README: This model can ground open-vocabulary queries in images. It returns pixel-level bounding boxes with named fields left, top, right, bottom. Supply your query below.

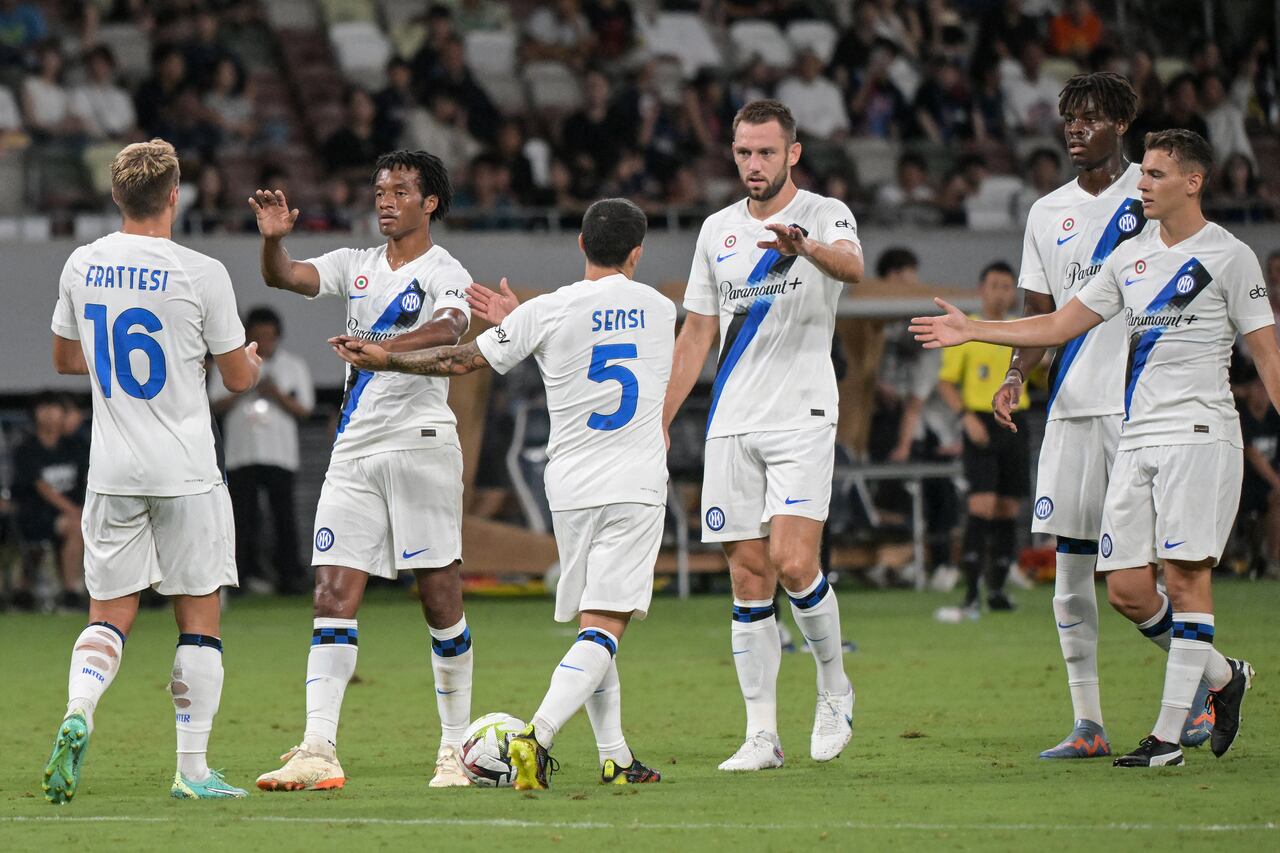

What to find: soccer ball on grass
left=461, top=712, right=527, bottom=787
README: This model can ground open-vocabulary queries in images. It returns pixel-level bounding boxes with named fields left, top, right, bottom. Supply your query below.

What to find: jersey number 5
left=84, top=303, right=168, bottom=399
left=586, top=343, right=638, bottom=431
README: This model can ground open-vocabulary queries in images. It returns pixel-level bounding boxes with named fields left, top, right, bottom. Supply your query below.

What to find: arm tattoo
left=385, top=340, right=489, bottom=376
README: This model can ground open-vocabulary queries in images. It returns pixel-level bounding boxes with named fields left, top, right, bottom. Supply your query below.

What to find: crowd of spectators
left=0, top=0, right=1277, bottom=232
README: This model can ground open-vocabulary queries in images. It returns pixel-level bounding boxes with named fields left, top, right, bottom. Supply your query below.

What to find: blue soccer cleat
left=1181, top=679, right=1214, bottom=748
left=171, top=768, right=248, bottom=799
left=43, top=711, right=90, bottom=804
left=1039, top=719, right=1111, bottom=759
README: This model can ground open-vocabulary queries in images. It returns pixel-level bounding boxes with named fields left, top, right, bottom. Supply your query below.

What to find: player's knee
left=774, top=556, right=818, bottom=591
left=1106, top=585, right=1146, bottom=621
left=313, top=583, right=354, bottom=619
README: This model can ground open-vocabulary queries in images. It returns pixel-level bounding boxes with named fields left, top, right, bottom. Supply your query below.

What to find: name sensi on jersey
left=592, top=308, right=646, bottom=331
left=83, top=264, right=170, bottom=291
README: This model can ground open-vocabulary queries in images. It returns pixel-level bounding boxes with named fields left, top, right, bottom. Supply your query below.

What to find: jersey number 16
left=83, top=303, right=168, bottom=400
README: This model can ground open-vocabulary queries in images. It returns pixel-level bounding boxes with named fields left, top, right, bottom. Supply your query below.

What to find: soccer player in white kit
left=991, top=73, right=1211, bottom=758
left=250, top=151, right=476, bottom=790
left=333, top=198, right=675, bottom=789
left=662, top=100, right=864, bottom=771
left=913, top=129, right=1265, bottom=768
left=43, top=139, right=261, bottom=803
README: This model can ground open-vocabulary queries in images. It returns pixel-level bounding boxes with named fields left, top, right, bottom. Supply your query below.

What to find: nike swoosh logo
left=401, top=547, right=430, bottom=559
left=731, top=649, right=749, bottom=655
left=436, top=688, right=456, bottom=695
left=305, top=677, right=322, bottom=685
left=559, top=663, right=584, bottom=671
left=206, top=786, right=241, bottom=795
left=349, top=294, right=368, bottom=299
left=804, top=635, right=829, bottom=643
left=784, top=497, right=810, bottom=505
left=1057, top=620, right=1083, bottom=629
left=716, top=252, right=737, bottom=263
left=1056, top=234, right=1078, bottom=245
left=1124, top=277, right=1143, bottom=287
left=1164, top=540, right=1186, bottom=549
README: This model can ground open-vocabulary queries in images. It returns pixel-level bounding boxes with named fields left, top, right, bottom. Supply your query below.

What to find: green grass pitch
left=2, top=583, right=1277, bottom=851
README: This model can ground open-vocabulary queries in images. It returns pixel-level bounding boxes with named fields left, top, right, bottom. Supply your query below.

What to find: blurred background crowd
left=0, top=0, right=1277, bottom=235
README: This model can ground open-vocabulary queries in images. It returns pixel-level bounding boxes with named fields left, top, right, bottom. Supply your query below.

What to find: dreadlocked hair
left=372, top=149, right=453, bottom=220
left=1058, top=72, right=1138, bottom=125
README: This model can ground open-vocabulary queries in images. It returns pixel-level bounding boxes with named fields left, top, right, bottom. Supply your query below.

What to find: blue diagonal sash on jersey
left=1046, top=332, right=1088, bottom=415
left=335, top=279, right=426, bottom=438
left=1091, top=199, right=1146, bottom=265
left=706, top=250, right=790, bottom=434
left=1124, top=258, right=1213, bottom=419
left=1047, top=199, right=1146, bottom=413
left=371, top=279, right=426, bottom=333
left=336, top=369, right=373, bottom=435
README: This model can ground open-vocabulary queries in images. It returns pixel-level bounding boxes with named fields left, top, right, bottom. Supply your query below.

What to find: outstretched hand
left=248, top=189, right=299, bottom=239
left=757, top=223, right=812, bottom=257
left=909, top=298, right=972, bottom=349
left=328, top=335, right=390, bottom=371
left=466, top=277, right=519, bottom=325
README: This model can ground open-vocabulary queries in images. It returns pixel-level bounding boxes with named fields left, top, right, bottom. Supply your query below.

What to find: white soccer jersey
left=1075, top=223, right=1272, bottom=450
left=50, top=232, right=245, bottom=496
left=683, top=190, right=860, bottom=439
left=307, top=243, right=471, bottom=463
left=1020, top=163, right=1154, bottom=420
left=475, top=274, right=676, bottom=511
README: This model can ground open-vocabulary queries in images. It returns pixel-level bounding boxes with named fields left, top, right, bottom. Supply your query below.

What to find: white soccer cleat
left=256, top=742, right=346, bottom=791
left=811, top=685, right=855, bottom=761
left=428, top=744, right=472, bottom=788
left=718, top=732, right=784, bottom=772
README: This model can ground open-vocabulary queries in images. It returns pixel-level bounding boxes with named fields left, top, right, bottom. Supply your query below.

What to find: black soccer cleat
left=601, top=757, right=661, bottom=785
left=1113, top=735, right=1183, bottom=767
left=1209, top=658, right=1254, bottom=758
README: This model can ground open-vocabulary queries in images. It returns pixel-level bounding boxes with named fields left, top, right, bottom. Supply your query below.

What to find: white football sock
left=730, top=599, right=781, bottom=738
left=1135, top=591, right=1173, bottom=651
left=1134, top=594, right=1231, bottom=689
left=785, top=574, right=850, bottom=695
left=585, top=658, right=633, bottom=767
left=1052, top=548, right=1102, bottom=725
left=304, top=618, right=358, bottom=749
left=1153, top=613, right=1214, bottom=743
left=429, top=616, right=474, bottom=749
left=532, top=629, right=616, bottom=749
left=171, top=635, right=224, bottom=782
left=66, top=622, right=125, bottom=733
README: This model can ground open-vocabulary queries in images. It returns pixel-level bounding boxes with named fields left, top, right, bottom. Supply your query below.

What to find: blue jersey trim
left=336, top=369, right=373, bottom=435
left=1046, top=330, right=1089, bottom=415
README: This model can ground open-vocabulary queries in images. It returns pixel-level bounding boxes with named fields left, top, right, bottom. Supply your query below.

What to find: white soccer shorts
left=311, top=445, right=463, bottom=577
left=83, top=484, right=236, bottom=600
left=700, top=424, right=834, bottom=543
left=1097, top=441, right=1242, bottom=571
left=1030, top=414, right=1121, bottom=540
left=550, top=502, right=664, bottom=622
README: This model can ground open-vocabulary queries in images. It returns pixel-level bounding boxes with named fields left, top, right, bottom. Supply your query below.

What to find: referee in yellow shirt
left=937, top=261, right=1028, bottom=617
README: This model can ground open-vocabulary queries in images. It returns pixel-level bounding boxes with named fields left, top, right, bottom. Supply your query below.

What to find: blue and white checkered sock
left=532, top=628, right=617, bottom=749
left=429, top=616, right=474, bottom=749
left=1153, top=612, right=1214, bottom=743
left=304, top=618, right=357, bottom=748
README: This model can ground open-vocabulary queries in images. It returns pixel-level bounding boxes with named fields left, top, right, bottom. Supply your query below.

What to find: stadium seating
left=94, top=23, right=152, bottom=83
left=728, top=20, right=796, bottom=70
left=329, top=21, right=393, bottom=87
left=523, top=61, right=583, bottom=114
left=785, top=19, right=839, bottom=64
left=265, top=0, right=322, bottom=32
left=635, top=12, right=722, bottom=79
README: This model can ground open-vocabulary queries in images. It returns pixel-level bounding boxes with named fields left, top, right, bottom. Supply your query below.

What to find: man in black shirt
left=11, top=391, right=88, bottom=610
left=1236, top=363, right=1280, bottom=578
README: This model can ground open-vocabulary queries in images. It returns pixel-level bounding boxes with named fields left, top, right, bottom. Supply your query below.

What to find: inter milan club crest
left=1118, top=212, right=1139, bottom=233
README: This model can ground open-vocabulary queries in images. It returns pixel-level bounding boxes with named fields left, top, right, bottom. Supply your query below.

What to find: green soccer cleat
left=171, top=768, right=248, bottom=799
left=601, top=757, right=661, bottom=784
left=507, top=725, right=558, bottom=791
left=43, top=711, right=90, bottom=805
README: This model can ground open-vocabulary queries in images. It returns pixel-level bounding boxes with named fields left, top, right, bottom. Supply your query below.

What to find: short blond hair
left=111, top=138, right=180, bottom=219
